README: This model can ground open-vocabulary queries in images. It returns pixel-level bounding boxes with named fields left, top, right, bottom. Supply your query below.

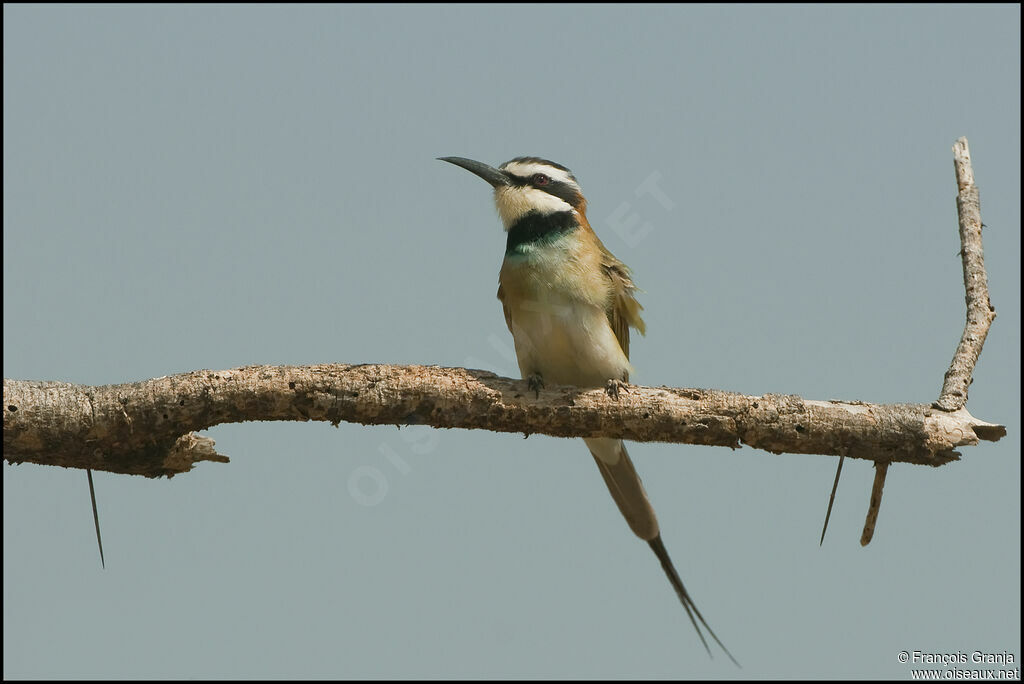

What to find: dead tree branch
left=3, top=365, right=1004, bottom=478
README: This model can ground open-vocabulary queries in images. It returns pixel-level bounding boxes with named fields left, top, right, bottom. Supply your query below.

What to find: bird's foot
left=605, top=378, right=629, bottom=399
left=526, top=373, right=545, bottom=398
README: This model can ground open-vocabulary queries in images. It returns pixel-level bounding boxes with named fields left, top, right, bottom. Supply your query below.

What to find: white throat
left=493, top=186, right=575, bottom=229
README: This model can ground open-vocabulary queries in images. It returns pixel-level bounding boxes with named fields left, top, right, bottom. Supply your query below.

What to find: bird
left=438, top=156, right=737, bottom=664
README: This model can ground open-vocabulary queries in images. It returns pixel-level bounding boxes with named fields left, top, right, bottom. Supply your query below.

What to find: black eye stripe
left=506, top=173, right=581, bottom=207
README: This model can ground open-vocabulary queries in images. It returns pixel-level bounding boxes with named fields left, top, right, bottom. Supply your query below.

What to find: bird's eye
left=532, top=173, right=551, bottom=186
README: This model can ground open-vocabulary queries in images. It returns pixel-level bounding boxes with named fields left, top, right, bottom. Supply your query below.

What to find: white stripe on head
left=500, top=160, right=580, bottom=190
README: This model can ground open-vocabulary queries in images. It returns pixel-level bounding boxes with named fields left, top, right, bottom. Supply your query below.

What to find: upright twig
left=936, top=137, right=997, bottom=411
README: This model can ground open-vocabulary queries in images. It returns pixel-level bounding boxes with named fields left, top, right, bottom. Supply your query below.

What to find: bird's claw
left=605, top=378, right=629, bottom=399
left=526, top=373, right=545, bottom=398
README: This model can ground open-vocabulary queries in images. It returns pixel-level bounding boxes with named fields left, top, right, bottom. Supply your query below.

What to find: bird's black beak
left=437, top=157, right=510, bottom=188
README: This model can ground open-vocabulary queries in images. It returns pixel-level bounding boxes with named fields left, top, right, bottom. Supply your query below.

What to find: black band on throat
left=506, top=211, right=578, bottom=254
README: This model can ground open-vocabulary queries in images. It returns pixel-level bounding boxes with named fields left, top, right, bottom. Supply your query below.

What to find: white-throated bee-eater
left=439, top=156, right=737, bottom=664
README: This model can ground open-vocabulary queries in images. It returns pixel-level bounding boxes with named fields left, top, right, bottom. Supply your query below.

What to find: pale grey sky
left=4, top=4, right=1020, bottom=679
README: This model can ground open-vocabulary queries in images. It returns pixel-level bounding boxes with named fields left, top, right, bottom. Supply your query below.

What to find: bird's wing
left=496, top=282, right=514, bottom=335
left=600, top=250, right=646, bottom=369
